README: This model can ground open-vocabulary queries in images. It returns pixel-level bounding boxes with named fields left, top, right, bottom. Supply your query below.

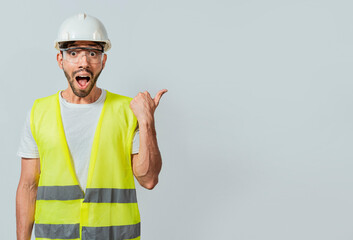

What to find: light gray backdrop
left=3, top=0, right=353, bottom=239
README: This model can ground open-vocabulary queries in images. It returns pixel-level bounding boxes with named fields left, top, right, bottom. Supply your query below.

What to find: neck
left=61, top=86, right=102, bottom=104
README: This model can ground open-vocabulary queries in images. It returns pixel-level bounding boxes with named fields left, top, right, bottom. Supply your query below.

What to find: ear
left=101, top=54, right=108, bottom=70
left=57, top=52, right=63, bottom=69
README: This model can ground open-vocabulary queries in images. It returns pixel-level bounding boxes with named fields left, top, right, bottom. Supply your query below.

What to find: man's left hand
left=130, top=89, right=168, bottom=122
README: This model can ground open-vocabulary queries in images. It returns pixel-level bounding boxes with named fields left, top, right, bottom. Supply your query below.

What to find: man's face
left=57, top=41, right=107, bottom=98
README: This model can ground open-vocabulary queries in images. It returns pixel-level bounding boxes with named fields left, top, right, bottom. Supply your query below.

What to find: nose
left=78, top=53, right=89, bottom=68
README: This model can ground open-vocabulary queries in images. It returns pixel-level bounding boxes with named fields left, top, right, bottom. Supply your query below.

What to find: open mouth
left=75, top=75, right=91, bottom=89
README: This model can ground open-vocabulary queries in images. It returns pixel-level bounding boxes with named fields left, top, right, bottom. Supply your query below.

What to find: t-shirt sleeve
left=16, top=109, right=40, bottom=158
left=132, top=127, right=139, bottom=154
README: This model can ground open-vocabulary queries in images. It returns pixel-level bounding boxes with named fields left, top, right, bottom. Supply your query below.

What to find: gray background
left=3, top=0, right=353, bottom=239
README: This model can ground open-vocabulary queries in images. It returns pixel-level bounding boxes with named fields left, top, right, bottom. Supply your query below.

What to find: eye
left=68, top=51, right=77, bottom=57
left=89, top=51, right=97, bottom=57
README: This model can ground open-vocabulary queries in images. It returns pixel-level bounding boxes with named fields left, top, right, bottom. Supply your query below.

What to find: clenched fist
left=130, top=89, right=168, bottom=122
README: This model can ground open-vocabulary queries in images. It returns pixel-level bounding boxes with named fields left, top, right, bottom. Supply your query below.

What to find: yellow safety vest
left=30, top=90, right=140, bottom=240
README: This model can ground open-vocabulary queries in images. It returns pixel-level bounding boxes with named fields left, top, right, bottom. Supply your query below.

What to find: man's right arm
left=16, top=158, right=40, bottom=240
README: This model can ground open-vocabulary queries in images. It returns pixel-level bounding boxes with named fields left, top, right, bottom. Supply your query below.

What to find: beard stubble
left=63, top=67, right=103, bottom=98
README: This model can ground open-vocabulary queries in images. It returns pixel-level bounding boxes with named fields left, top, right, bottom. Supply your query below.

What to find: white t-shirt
left=17, top=89, right=139, bottom=191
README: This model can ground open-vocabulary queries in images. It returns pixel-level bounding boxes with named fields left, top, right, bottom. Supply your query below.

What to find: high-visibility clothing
left=30, top=90, right=140, bottom=240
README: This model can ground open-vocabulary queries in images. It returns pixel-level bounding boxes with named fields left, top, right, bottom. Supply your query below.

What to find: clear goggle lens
left=61, top=47, right=104, bottom=64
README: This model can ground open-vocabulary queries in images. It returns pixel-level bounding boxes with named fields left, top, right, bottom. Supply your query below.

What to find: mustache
left=72, top=69, right=93, bottom=77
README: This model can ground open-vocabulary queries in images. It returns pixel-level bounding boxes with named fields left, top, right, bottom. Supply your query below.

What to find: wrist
left=138, top=119, right=156, bottom=135
left=137, top=115, right=154, bottom=126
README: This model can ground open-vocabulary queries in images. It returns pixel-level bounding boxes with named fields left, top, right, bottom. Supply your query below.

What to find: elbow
left=18, top=181, right=39, bottom=193
left=16, top=181, right=39, bottom=203
left=142, top=177, right=159, bottom=190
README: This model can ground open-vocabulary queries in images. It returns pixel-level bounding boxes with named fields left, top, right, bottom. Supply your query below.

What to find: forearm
left=16, top=183, right=37, bottom=240
left=133, top=119, right=162, bottom=189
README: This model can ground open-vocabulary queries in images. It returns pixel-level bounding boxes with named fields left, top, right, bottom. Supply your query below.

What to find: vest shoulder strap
left=30, top=91, right=59, bottom=143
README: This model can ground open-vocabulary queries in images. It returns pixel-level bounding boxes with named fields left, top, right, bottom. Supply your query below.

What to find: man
left=16, top=13, right=167, bottom=240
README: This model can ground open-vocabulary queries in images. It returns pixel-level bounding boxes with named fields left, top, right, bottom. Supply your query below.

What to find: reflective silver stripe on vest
left=82, top=222, right=140, bottom=240
left=35, top=223, right=80, bottom=239
left=83, top=188, right=137, bottom=203
left=37, top=185, right=84, bottom=200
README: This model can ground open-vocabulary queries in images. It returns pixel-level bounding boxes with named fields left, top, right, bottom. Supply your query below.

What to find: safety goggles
left=60, top=47, right=104, bottom=64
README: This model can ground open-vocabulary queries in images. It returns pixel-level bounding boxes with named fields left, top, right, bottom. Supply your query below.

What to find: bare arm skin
left=132, top=120, right=162, bottom=190
left=130, top=89, right=167, bottom=190
left=16, top=158, right=40, bottom=240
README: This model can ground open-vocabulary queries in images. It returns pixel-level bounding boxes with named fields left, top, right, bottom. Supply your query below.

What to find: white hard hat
left=54, top=13, right=111, bottom=52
